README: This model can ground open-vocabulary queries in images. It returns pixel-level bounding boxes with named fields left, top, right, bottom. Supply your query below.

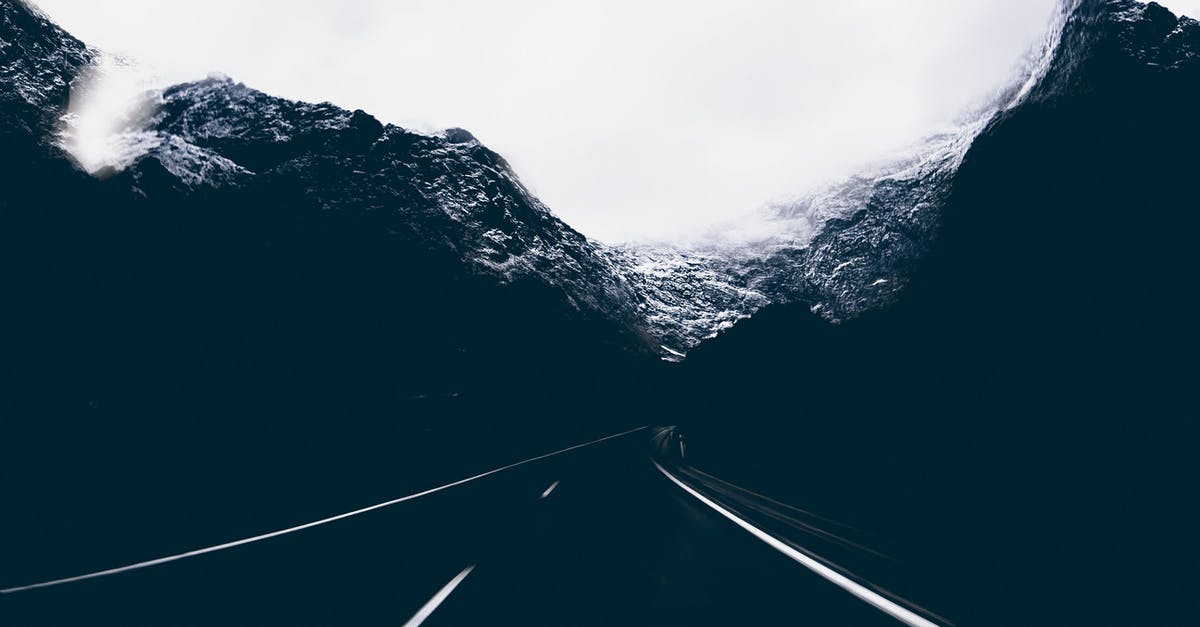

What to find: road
left=3, top=427, right=948, bottom=626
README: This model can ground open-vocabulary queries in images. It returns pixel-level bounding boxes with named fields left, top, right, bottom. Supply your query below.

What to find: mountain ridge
left=2, top=0, right=1093, bottom=359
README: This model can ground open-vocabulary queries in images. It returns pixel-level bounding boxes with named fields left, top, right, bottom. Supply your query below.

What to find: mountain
left=605, top=2, right=1075, bottom=356
left=116, top=76, right=645, bottom=325
left=2, top=0, right=664, bottom=583
left=674, top=1, right=1199, bottom=623
left=2, top=0, right=666, bottom=418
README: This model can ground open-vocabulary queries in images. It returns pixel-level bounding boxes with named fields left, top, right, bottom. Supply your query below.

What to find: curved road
left=3, top=427, right=948, bottom=626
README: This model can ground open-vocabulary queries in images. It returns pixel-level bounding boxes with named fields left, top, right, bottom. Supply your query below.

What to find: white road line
left=0, top=426, right=647, bottom=594
left=652, top=460, right=943, bottom=627
left=402, top=565, right=475, bottom=627
left=540, top=480, right=560, bottom=499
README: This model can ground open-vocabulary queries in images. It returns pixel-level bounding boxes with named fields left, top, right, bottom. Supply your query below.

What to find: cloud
left=34, top=0, right=1196, bottom=242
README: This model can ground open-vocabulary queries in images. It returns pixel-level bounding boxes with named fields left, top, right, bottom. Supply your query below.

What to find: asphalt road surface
left=3, top=427, right=947, bottom=626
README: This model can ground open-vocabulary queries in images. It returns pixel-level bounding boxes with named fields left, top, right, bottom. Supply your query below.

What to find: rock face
left=611, top=119, right=985, bottom=353
left=120, top=76, right=645, bottom=335
left=0, top=0, right=91, bottom=190
left=0, top=1, right=90, bottom=137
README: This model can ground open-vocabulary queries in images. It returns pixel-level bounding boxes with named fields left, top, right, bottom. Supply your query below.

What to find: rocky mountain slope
left=0, top=1, right=89, bottom=136
left=2, top=0, right=660, bottom=410
left=114, top=76, right=645, bottom=328
left=0, top=0, right=91, bottom=195
left=613, top=3, right=1078, bottom=354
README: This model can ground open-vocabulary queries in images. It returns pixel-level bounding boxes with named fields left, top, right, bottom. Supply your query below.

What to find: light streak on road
left=653, top=459, right=945, bottom=627
left=402, top=565, right=475, bottom=627
left=1, top=426, right=646, bottom=594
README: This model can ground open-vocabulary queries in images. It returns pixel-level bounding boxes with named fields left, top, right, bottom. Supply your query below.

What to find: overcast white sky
left=31, top=0, right=1200, bottom=242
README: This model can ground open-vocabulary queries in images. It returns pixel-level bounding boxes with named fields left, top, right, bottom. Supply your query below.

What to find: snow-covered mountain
left=675, top=3, right=1198, bottom=622
left=1, top=0, right=1089, bottom=360
left=611, top=2, right=1082, bottom=355
left=126, top=78, right=644, bottom=321
left=4, top=0, right=1195, bottom=366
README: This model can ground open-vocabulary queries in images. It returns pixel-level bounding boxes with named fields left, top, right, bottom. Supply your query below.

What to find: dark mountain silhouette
left=676, top=1, right=1199, bottom=623
left=3, top=0, right=665, bottom=420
